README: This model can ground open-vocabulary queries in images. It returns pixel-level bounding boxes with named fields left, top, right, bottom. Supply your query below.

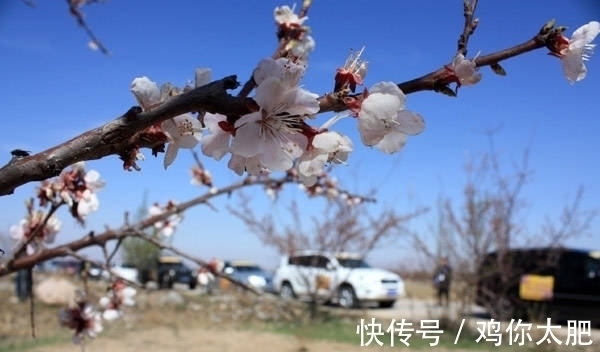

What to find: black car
left=476, top=247, right=600, bottom=323
left=139, top=256, right=197, bottom=289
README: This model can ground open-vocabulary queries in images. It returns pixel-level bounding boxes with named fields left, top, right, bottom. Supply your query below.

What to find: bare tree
left=413, top=141, right=596, bottom=320
left=230, top=192, right=427, bottom=257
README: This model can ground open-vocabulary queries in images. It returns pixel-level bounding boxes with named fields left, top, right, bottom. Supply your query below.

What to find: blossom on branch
left=334, top=46, right=368, bottom=93
left=201, top=113, right=232, bottom=161
left=131, top=76, right=162, bottom=111
left=548, top=21, right=600, bottom=83
left=230, top=76, right=319, bottom=173
left=357, top=82, right=425, bottom=154
left=253, top=57, right=306, bottom=88
left=274, top=5, right=315, bottom=60
left=448, top=53, right=482, bottom=86
left=162, top=114, right=203, bottom=169
left=10, top=207, right=61, bottom=255
left=58, top=291, right=103, bottom=344
left=130, top=76, right=205, bottom=168
left=298, top=131, right=353, bottom=186
left=148, top=200, right=181, bottom=238
left=99, top=280, right=137, bottom=321
left=35, top=162, right=104, bottom=224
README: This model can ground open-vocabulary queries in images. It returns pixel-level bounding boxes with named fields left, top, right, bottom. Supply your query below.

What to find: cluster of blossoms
left=98, top=279, right=137, bottom=321
left=148, top=200, right=182, bottom=237
left=130, top=68, right=211, bottom=170
left=274, top=4, right=315, bottom=60
left=58, top=291, right=103, bottom=344
left=37, top=162, right=105, bottom=223
left=123, top=8, right=597, bottom=195
left=131, top=24, right=424, bottom=187
left=9, top=163, right=104, bottom=254
left=59, top=281, right=137, bottom=344
left=9, top=199, right=62, bottom=255
left=190, top=165, right=216, bottom=194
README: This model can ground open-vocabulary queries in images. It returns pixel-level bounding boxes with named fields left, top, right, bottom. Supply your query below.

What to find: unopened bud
left=540, top=19, right=556, bottom=35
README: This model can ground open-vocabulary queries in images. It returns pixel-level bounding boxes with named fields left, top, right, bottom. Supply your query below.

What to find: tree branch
left=0, top=76, right=251, bottom=196
left=0, top=26, right=553, bottom=196
left=0, top=174, right=292, bottom=275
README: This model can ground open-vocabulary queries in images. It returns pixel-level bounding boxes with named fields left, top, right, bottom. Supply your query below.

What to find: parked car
left=272, top=251, right=405, bottom=308
left=139, top=256, right=197, bottom=289
left=475, top=247, right=600, bottom=324
left=79, top=260, right=103, bottom=280
left=102, top=263, right=140, bottom=283
left=222, top=260, right=274, bottom=293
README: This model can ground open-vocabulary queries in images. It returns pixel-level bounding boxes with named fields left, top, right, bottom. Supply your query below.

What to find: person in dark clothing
left=15, top=268, right=33, bottom=301
left=433, top=257, right=452, bottom=307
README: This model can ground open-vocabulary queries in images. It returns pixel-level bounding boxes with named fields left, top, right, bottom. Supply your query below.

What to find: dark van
left=475, top=247, right=600, bottom=323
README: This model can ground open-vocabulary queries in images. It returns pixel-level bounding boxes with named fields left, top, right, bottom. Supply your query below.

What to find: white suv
left=272, top=251, right=405, bottom=308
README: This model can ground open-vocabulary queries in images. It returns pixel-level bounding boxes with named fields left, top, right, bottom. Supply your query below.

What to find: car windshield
left=337, top=258, right=370, bottom=268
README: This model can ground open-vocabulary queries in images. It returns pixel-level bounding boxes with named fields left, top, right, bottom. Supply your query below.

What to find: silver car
left=222, top=260, right=274, bottom=293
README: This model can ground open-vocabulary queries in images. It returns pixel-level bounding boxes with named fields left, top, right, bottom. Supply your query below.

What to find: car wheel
left=490, top=296, right=515, bottom=321
left=338, top=285, right=358, bottom=309
left=280, top=282, right=295, bottom=299
left=379, top=301, right=395, bottom=308
left=161, top=273, right=174, bottom=289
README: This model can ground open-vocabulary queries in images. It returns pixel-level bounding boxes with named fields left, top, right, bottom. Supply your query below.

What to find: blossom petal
left=195, top=68, right=212, bottom=88
left=254, top=58, right=306, bottom=87
left=570, top=21, right=600, bottom=50
left=375, top=131, right=408, bottom=154
left=562, top=50, right=587, bottom=83
left=281, top=87, right=319, bottom=116
left=231, top=113, right=263, bottom=158
left=163, top=143, right=179, bottom=169
left=131, top=77, right=161, bottom=111
left=369, top=82, right=407, bottom=107
left=395, top=111, right=426, bottom=135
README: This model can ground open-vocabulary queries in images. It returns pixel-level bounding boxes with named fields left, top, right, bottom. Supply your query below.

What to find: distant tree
left=230, top=190, right=427, bottom=257
left=120, top=192, right=160, bottom=270
left=412, top=138, right=596, bottom=319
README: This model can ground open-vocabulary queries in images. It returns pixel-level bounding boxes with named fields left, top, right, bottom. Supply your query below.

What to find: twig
left=66, top=0, right=110, bottom=55
left=28, top=268, right=36, bottom=338
left=7, top=202, right=62, bottom=268
left=0, top=175, right=292, bottom=275
left=457, top=0, right=479, bottom=56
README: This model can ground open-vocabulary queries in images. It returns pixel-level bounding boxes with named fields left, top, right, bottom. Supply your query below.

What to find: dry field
left=0, top=275, right=474, bottom=352
left=1, top=275, right=595, bottom=352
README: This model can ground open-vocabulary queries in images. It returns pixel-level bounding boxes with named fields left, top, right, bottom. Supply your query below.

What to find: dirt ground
left=23, top=326, right=458, bottom=352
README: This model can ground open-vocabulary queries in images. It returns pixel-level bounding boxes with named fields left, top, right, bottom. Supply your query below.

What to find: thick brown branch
left=0, top=76, right=253, bottom=196
left=0, top=32, right=550, bottom=196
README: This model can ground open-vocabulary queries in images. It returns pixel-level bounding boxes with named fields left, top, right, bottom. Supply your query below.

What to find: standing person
left=15, top=268, right=33, bottom=302
left=433, top=257, right=452, bottom=307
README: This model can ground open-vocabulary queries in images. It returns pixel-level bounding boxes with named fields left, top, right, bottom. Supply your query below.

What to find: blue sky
left=1, top=1, right=599, bottom=270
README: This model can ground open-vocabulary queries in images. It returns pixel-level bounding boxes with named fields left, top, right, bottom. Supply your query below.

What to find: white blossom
left=450, top=53, right=481, bottom=86
left=358, top=82, right=425, bottom=154
left=298, top=131, right=353, bottom=186
left=560, top=21, right=600, bottom=83
left=162, top=114, right=203, bottom=168
left=131, top=76, right=161, bottom=111
left=201, top=113, right=231, bottom=161
left=230, top=76, right=318, bottom=173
